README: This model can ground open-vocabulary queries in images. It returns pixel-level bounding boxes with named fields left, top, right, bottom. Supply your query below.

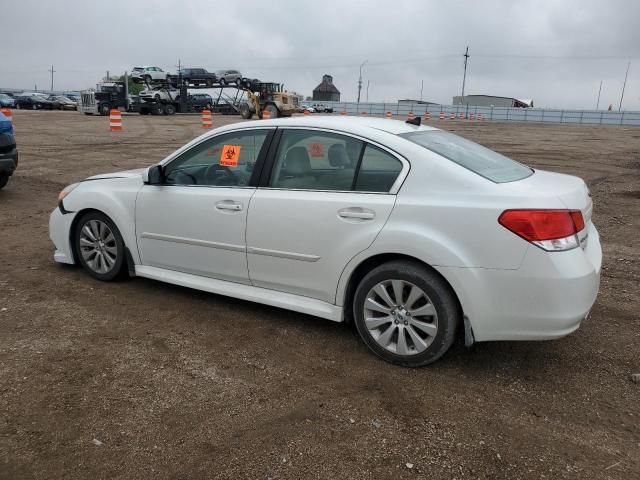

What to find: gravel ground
left=0, top=111, right=638, bottom=479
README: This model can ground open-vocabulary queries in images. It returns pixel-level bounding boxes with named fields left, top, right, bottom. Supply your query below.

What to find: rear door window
left=400, top=130, right=532, bottom=183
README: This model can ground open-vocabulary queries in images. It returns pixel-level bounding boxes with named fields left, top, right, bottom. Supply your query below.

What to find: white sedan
left=49, top=117, right=602, bottom=366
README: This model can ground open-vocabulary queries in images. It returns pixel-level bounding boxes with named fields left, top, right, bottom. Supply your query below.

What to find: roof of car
left=222, top=115, right=439, bottom=136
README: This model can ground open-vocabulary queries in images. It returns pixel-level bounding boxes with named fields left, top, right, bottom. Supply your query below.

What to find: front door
left=136, top=129, right=273, bottom=284
left=247, top=128, right=406, bottom=302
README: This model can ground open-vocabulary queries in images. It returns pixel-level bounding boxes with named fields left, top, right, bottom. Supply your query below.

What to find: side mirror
left=144, top=164, right=164, bottom=185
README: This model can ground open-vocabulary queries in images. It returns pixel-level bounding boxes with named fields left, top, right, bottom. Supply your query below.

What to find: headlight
left=58, top=183, right=79, bottom=201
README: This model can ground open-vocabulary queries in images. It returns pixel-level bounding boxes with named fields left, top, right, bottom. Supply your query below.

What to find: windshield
left=400, top=130, right=533, bottom=183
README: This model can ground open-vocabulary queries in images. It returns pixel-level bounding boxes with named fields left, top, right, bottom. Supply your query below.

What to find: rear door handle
left=215, top=201, right=243, bottom=212
left=338, top=207, right=375, bottom=220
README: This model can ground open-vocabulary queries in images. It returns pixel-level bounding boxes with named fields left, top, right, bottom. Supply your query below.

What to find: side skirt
left=134, top=265, right=344, bottom=322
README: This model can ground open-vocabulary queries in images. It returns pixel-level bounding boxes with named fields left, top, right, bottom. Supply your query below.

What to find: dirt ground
left=0, top=111, right=638, bottom=480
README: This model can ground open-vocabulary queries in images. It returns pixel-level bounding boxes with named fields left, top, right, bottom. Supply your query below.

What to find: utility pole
left=366, top=80, right=370, bottom=102
left=619, top=62, right=630, bottom=111
left=596, top=80, right=602, bottom=110
left=461, top=46, right=470, bottom=99
left=106, top=70, right=110, bottom=81
left=420, top=79, right=424, bottom=102
left=49, top=65, right=56, bottom=91
left=357, top=60, right=368, bottom=103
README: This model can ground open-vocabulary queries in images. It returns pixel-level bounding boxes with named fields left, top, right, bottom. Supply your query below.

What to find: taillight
left=499, top=209, right=585, bottom=252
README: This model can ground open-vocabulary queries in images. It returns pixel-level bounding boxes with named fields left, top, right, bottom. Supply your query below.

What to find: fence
left=316, top=101, right=640, bottom=126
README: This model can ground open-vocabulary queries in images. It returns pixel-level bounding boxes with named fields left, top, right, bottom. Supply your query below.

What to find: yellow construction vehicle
left=239, top=80, right=300, bottom=119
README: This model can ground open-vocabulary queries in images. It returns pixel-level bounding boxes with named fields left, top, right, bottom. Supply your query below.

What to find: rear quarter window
left=400, top=130, right=532, bottom=183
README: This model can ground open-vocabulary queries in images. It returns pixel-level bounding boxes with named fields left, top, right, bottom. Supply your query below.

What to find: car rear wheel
left=74, top=212, right=126, bottom=281
left=353, top=261, right=459, bottom=367
left=219, top=78, right=226, bottom=86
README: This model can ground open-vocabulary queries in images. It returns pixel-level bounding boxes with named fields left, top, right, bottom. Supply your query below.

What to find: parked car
left=49, top=117, right=601, bottom=367
left=64, top=93, right=80, bottom=103
left=169, top=68, right=218, bottom=87
left=131, top=66, right=169, bottom=83
left=188, top=93, right=214, bottom=112
left=215, top=69, right=242, bottom=85
left=0, top=93, right=16, bottom=108
left=139, top=88, right=180, bottom=102
left=0, top=110, right=18, bottom=189
left=301, top=104, right=316, bottom=113
left=48, top=95, right=77, bottom=110
left=311, top=103, right=333, bottom=113
left=15, top=95, right=54, bottom=110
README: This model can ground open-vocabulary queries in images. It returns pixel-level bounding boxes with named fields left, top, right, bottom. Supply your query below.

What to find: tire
left=219, top=78, right=226, bottom=86
left=239, top=103, right=253, bottom=119
left=74, top=211, right=127, bottom=281
left=353, top=260, right=460, bottom=367
left=154, top=94, right=161, bottom=101
left=144, top=75, right=152, bottom=83
left=164, top=104, right=176, bottom=115
left=32, top=104, right=37, bottom=110
left=206, top=79, right=213, bottom=87
left=98, top=103, right=111, bottom=116
left=264, top=104, right=279, bottom=118
left=0, top=173, right=8, bottom=190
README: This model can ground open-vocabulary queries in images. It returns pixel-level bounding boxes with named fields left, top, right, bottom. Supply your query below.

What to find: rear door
left=246, top=128, right=407, bottom=303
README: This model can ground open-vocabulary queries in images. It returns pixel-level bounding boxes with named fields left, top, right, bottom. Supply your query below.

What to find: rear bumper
left=437, top=223, right=602, bottom=342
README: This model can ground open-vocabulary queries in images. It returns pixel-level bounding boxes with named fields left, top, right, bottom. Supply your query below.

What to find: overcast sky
left=3, top=0, right=639, bottom=109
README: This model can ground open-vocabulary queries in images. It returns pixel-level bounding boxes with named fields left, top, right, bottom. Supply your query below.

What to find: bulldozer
left=238, top=81, right=299, bottom=119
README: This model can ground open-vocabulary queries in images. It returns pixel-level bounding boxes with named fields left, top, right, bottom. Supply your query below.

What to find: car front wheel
left=353, top=261, right=459, bottom=367
left=74, top=212, right=126, bottom=281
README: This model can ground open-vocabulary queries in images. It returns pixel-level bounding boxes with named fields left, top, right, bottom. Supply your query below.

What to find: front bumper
left=437, top=223, right=602, bottom=342
left=49, top=205, right=77, bottom=264
left=0, top=148, right=18, bottom=176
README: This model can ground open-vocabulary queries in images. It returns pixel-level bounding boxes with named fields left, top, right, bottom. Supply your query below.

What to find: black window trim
left=158, top=127, right=277, bottom=189
left=257, top=127, right=409, bottom=195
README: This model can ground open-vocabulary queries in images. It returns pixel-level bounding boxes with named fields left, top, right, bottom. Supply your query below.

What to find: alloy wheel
left=363, top=280, right=438, bottom=356
left=79, top=219, right=118, bottom=274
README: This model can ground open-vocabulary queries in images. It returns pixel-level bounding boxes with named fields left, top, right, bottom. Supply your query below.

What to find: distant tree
left=110, top=75, right=143, bottom=95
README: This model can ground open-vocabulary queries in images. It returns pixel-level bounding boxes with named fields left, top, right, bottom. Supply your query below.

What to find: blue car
left=0, top=110, right=17, bottom=189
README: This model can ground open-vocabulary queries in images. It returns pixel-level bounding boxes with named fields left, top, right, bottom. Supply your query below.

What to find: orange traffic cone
left=262, top=109, right=271, bottom=120
left=340, top=111, right=347, bottom=116
left=0, top=108, right=12, bottom=124
left=449, top=113, right=456, bottom=120
left=439, top=112, right=445, bottom=120
left=385, top=112, right=392, bottom=119
left=407, top=112, right=415, bottom=121
left=109, top=109, right=122, bottom=132
left=423, top=112, right=431, bottom=121
left=201, top=109, right=212, bottom=128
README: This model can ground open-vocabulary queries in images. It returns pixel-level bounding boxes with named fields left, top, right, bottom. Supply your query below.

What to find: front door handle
left=215, top=200, right=243, bottom=212
left=338, top=207, right=375, bottom=220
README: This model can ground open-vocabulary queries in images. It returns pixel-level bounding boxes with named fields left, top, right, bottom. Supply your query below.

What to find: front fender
left=62, top=178, right=142, bottom=264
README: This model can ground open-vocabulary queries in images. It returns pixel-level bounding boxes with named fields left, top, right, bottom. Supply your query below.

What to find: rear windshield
left=400, top=130, right=533, bottom=183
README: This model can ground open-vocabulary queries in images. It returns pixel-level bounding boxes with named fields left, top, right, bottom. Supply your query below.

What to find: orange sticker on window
left=308, top=143, right=324, bottom=158
left=220, top=145, right=241, bottom=166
